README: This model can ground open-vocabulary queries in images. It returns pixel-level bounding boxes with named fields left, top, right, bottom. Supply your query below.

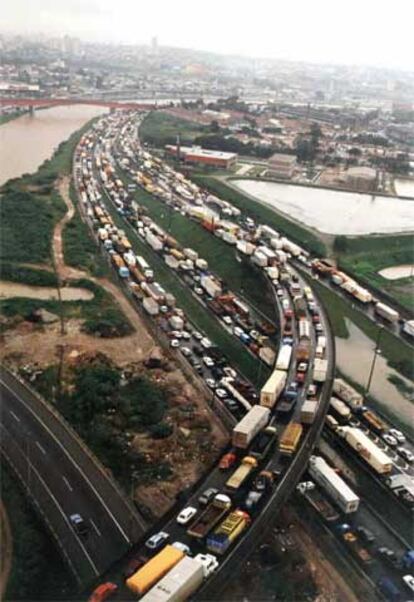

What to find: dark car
left=356, top=526, right=376, bottom=545
left=69, top=513, right=89, bottom=537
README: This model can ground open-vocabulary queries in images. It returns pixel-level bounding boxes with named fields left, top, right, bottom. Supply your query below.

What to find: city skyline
left=2, top=0, right=414, bottom=71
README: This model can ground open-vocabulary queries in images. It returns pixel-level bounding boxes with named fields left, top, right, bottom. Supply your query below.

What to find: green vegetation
left=34, top=362, right=172, bottom=488
left=140, top=111, right=207, bottom=147
left=2, top=462, right=74, bottom=601
left=334, top=234, right=414, bottom=312
left=308, top=274, right=414, bottom=381
left=0, top=263, right=58, bottom=287
left=100, top=190, right=270, bottom=386
left=0, top=189, right=65, bottom=264
left=0, top=110, right=27, bottom=126
left=192, top=175, right=327, bottom=256
left=118, top=172, right=276, bottom=321
left=63, top=182, right=107, bottom=276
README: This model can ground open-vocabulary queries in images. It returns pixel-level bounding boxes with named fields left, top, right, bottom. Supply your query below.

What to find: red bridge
left=0, top=97, right=159, bottom=110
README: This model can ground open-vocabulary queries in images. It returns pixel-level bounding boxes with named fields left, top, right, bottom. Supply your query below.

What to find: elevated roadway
left=0, top=97, right=158, bottom=110
left=0, top=366, right=147, bottom=589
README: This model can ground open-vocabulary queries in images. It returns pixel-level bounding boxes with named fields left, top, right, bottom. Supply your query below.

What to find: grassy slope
left=118, top=172, right=277, bottom=321
left=100, top=188, right=270, bottom=386
left=140, top=111, right=207, bottom=147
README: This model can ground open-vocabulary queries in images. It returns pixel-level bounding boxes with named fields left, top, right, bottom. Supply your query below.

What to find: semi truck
left=337, top=427, right=392, bottom=474
left=329, top=397, right=351, bottom=422
left=360, top=409, right=388, bottom=434
left=126, top=546, right=184, bottom=595
left=300, top=400, right=318, bottom=424
left=308, top=455, right=360, bottom=514
left=297, top=481, right=340, bottom=522
left=313, top=358, right=328, bottom=383
left=140, top=556, right=204, bottom=602
left=226, top=456, right=258, bottom=491
left=206, top=510, right=251, bottom=555
left=332, top=378, right=363, bottom=409
left=375, top=302, right=400, bottom=324
left=276, top=344, right=292, bottom=371
left=187, top=494, right=232, bottom=539
left=232, top=406, right=270, bottom=449
left=260, top=370, right=287, bottom=408
left=279, top=423, right=303, bottom=455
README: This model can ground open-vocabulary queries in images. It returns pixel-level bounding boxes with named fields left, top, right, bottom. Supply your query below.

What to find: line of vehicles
left=74, top=111, right=334, bottom=602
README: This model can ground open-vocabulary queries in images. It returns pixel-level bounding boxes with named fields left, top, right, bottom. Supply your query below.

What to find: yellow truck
left=126, top=545, right=184, bottom=595
left=225, top=456, right=258, bottom=491
left=206, top=510, right=251, bottom=555
left=278, top=423, right=303, bottom=455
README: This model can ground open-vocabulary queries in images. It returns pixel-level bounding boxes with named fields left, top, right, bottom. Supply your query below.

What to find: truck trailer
left=226, top=456, right=258, bottom=491
left=308, top=455, right=360, bottom=514
left=187, top=494, right=232, bottom=539
left=140, top=556, right=204, bottom=602
left=126, top=546, right=184, bottom=595
left=260, top=370, right=287, bottom=408
left=337, top=427, right=392, bottom=474
left=279, top=423, right=303, bottom=455
left=232, top=406, right=270, bottom=449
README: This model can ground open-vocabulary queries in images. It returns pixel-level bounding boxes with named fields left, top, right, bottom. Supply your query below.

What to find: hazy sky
left=2, top=0, right=414, bottom=70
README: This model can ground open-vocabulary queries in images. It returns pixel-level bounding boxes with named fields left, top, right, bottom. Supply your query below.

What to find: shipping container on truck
left=298, top=318, right=311, bottom=340
left=300, top=400, right=318, bottom=424
left=279, top=422, right=303, bottom=455
left=232, top=406, right=270, bottom=449
left=111, top=254, right=125, bottom=269
left=276, top=344, right=292, bottom=371
left=332, top=379, right=363, bottom=409
left=374, top=302, right=400, bottom=323
left=140, top=556, right=204, bottom=602
left=136, top=256, right=150, bottom=272
left=337, top=427, right=392, bottom=474
left=206, top=510, right=251, bottom=556
left=126, top=546, right=185, bottom=596
left=249, top=426, right=277, bottom=460
left=360, top=409, right=388, bottom=434
left=296, top=339, right=311, bottom=362
left=313, top=358, right=328, bottom=383
left=329, top=397, right=351, bottom=422
left=226, top=456, right=258, bottom=491
left=260, top=370, right=287, bottom=408
left=187, top=494, right=232, bottom=539
left=258, top=346, right=276, bottom=366
left=294, top=297, right=307, bottom=319
left=308, top=455, right=360, bottom=514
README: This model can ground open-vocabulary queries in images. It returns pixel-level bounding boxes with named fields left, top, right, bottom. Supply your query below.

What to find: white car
left=403, top=575, right=414, bottom=592
left=194, top=287, right=204, bottom=296
left=181, top=330, right=191, bottom=340
left=276, top=289, right=284, bottom=298
left=397, top=447, right=414, bottom=463
left=171, top=330, right=183, bottom=339
left=200, top=337, right=212, bottom=349
left=222, top=316, right=233, bottom=326
left=193, top=331, right=203, bottom=340
left=205, top=378, right=216, bottom=389
left=172, top=541, right=192, bottom=555
left=389, top=428, right=406, bottom=444
left=223, top=366, right=237, bottom=379
left=382, top=433, right=398, bottom=448
left=176, top=506, right=197, bottom=525
left=203, top=356, right=215, bottom=368
left=194, top=553, right=219, bottom=578
left=170, top=339, right=180, bottom=348
left=181, top=346, right=192, bottom=357
left=145, top=531, right=169, bottom=551
left=215, top=388, right=228, bottom=399
left=233, top=326, right=244, bottom=338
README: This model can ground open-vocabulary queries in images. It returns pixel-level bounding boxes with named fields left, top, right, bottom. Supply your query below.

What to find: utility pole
left=365, top=325, right=384, bottom=397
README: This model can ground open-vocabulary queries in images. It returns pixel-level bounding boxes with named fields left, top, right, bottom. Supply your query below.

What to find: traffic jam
left=74, top=111, right=413, bottom=602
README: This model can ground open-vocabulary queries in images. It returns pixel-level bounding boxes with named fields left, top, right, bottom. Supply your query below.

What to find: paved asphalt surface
left=0, top=366, right=147, bottom=589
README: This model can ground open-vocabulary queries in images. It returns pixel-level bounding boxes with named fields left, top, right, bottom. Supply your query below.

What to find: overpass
left=0, top=365, right=148, bottom=590
left=0, top=97, right=159, bottom=110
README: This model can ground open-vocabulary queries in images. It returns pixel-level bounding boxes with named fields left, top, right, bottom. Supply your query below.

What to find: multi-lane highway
left=0, top=366, right=147, bottom=588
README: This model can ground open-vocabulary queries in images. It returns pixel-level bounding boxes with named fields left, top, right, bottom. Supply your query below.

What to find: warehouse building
left=165, top=145, right=237, bottom=169
left=267, top=153, right=297, bottom=179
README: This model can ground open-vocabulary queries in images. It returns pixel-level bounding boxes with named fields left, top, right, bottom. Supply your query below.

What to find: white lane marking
left=0, top=424, right=100, bottom=577
left=0, top=377, right=131, bottom=543
left=62, top=476, right=73, bottom=492
left=9, top=410, right=21, bottom=422
left=90, top=519, right=102, bottom=537
left=36, top=441, right=46, bottom=455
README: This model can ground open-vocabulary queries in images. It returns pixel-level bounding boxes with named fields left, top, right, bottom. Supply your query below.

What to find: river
left=232, top=179, right=414, bottom=236
left=0, top=104, right=108, bottom=186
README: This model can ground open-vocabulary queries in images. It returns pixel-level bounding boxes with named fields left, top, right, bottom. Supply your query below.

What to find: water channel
left=0, top=104, right=108, bottom=186
left=232, top=179, right=414, bottom=236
